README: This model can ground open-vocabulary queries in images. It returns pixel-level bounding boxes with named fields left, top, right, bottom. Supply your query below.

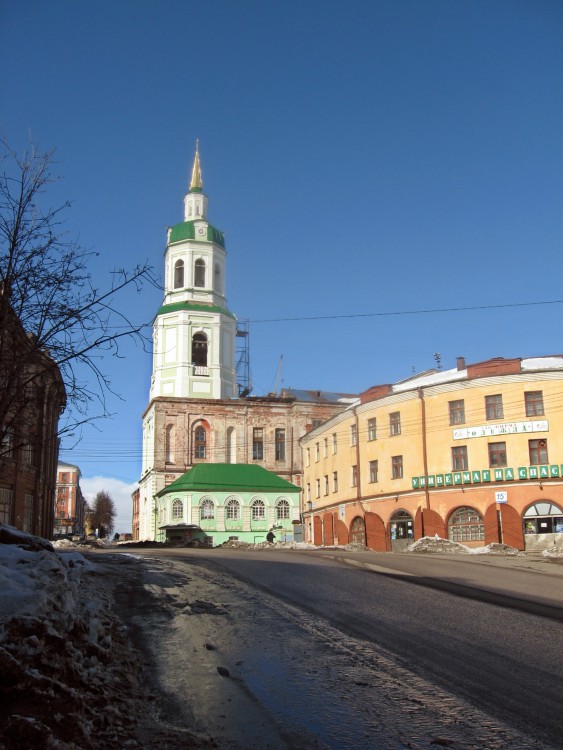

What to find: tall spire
left=189, top=139, right=203, bottom=192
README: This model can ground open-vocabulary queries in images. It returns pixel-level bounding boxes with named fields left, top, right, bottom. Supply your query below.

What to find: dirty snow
left=0, top=524, right=210, bottom=750
left=406, top=536, right=525, bottom=555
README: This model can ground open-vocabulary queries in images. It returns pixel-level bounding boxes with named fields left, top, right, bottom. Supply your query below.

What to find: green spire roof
left=157, top=463, right=301, bottom=497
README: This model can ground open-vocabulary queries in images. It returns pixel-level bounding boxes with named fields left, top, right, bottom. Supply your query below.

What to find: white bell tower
left=150, top=142, right=237, bottom=401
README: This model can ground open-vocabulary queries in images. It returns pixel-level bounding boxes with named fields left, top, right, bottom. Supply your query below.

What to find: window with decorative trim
left=275, top=429, right=286, bottom=461
left=200, top=498, right=215, bottom=520
left=276, top=499, right=290, bottom=520
left=225, top=497, right=240, bottom=520
left=194, top=426, right=207, bottom=459
left=251, top=499, right=266, bottom=520
left=253, top=428, right=264, bottom=460
left=172, top=498, right=183, bottom=519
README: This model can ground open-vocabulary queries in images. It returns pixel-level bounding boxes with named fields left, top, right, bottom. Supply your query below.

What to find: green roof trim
left=157, top=463, right=301, bottom=497
left=169, top=220, right=225, bottom=248
left=189, top=187, right=203, bottom=194
left=156, top=302, right=236, bottom=319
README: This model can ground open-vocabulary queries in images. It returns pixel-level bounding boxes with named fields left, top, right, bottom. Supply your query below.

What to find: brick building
left=302, top=355, right=563, bottom=552
left=0, top=293, right=66, bottom=538
left=53, top=462, right=86, bottom=538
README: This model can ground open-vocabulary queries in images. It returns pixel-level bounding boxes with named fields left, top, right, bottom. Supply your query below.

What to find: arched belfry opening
left=192, top=332, right=208, bottom=368
left=194, top=258, right=206, bottom=287
left=174, top=259, right=184, bottom=289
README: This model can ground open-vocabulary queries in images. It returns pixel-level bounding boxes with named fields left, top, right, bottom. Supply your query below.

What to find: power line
left=248, top=299, right=563, bottom=324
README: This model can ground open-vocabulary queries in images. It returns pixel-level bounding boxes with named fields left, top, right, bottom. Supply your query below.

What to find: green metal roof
left=169, top=220, right=225, bottom=248
left=157, top=463, right=301, bottom=497
left=156, top=302, right=236, bottom=319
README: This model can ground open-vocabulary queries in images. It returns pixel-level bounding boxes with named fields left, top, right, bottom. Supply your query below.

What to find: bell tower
left=150, top=142, right=237, bottom=400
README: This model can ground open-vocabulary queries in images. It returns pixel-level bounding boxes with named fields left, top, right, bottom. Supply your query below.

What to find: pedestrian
left=266, top=530, right=276, bottom=543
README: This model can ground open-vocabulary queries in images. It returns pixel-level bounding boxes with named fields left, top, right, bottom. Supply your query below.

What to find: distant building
left=0, top=292, right=66, bottom=538
left=132, top=486, right=140, bottom=540
left=154, top=463, right=300, bottom=545
left=302, top=356, right=563, bottom=552
left=137, top=145, right=355, bottom=540
left=53, top=463, right=86, bottom=538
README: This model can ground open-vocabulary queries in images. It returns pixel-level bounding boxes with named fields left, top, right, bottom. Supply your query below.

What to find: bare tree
left=0, top=137, right=157, bottom=457
left=86, top=490, right=117, bottom=538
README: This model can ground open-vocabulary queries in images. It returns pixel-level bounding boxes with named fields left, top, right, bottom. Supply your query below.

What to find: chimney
left=457, top=356, right=466, bottom=371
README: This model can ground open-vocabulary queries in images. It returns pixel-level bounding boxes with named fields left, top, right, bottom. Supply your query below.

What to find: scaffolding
left=236, top=320, right=252, bottom=397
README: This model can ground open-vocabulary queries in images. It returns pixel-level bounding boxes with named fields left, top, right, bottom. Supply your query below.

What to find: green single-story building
left=154, top=463, right=301, bottom=546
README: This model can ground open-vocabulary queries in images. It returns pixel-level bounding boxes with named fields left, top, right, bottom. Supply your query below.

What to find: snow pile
left=0, top=524, right=206, bottom=749
left=220, top=539, right=317, bottom=550
left=406, top=536, right=522, bottom=555
left=542, top=542, right=563, bottom=558
left=218, top=540, right=368, bottom=551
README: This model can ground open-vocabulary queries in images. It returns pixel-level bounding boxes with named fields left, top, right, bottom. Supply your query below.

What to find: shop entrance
left=389, top=510, right=414, bottom=552
left=523, top=501, right=563, bottom=551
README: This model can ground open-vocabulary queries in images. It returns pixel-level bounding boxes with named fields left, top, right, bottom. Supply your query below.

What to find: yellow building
left=301, top=356, right=563, bottom=552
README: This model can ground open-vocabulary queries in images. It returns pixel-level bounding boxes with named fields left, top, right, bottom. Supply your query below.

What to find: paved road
left=107, top=547, right=563, bottom=749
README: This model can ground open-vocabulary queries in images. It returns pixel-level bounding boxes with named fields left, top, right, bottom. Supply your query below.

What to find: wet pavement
left=99, top=550, right=561, bottom=750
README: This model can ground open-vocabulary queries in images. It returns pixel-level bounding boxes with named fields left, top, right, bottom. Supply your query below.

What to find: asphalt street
left=104, top=547, right=562, bottom=749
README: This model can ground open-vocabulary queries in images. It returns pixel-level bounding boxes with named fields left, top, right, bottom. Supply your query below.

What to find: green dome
left=169, top=220, right=225, bottom=248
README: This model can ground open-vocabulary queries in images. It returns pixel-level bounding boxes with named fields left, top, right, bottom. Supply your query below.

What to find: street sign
left=495, top=491, right=508, bottom=504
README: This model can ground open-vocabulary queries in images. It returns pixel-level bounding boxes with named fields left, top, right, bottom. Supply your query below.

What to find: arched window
left=214, top=263, right=221, bottom=293
left=165, top=424, right=175, bottom=464
left=350, top=516, right=366, bottom=545
left=200, top=497, right=215, bottom=520
left=192, top=332, right=208, bottom=367
left=172, top=498, right=183, bottom=520
left=174, top=259, right=184, bottom=289
left=276, top=499, right=290, bottom=520
left=251, top=498, right=266, bottom=521
left=194, top=259, right=206, bottom=287
left=194, top=425, right=207, bottom=459
left=523, top=502, right=563, bottom=535
left=448, top=507, right=484, bottom=543
left=225, top=497, right=240, bottom=520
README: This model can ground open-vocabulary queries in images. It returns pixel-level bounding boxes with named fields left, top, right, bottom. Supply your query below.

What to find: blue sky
left=2, top=1, right=562, bottom=530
